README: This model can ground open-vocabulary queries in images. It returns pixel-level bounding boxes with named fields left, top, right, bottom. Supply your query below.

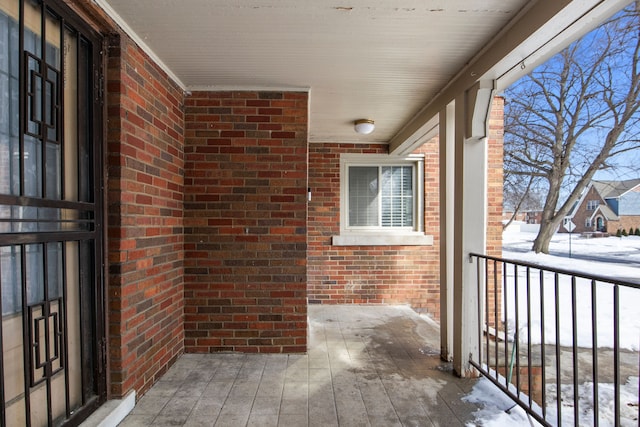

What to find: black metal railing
left=469, top=252, right=640, bottom=427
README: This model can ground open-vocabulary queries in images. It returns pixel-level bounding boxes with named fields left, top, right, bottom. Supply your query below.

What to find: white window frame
left=333, top=154, right=433, bottom=246
left=586, top=200, right=599, bottom=211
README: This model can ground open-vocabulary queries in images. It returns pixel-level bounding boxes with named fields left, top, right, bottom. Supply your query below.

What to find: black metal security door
left=0, top=0, right=106, bottom=425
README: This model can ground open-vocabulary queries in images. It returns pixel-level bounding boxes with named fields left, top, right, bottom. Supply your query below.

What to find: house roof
left=592, top=179, right=640, bottom=199
left=95, top=0, right=628, bottom=151
left=591, top=203, right=619, bottom=221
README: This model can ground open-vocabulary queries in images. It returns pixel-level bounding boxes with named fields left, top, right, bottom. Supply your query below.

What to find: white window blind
left=381, top=166, right=413, bottom=227
left=348, top=166, right=378, bottom=226
left=335, top=154, right=431, bottom=246
left=348, top=165, right=413, bottom=228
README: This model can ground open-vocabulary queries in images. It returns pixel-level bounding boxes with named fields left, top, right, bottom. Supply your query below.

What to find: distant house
left=502, top=210, right=543, bottom=224
left=560, top=179, right=640, bottom=234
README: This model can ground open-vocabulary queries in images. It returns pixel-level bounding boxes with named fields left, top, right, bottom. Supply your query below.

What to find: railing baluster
left=538, top=269, right=547, bottom=419
left=613, top=285, right=620, bottom=427
left=493, top=259, right=499, bottom=380
left=476, top=256, right=483, bottom=369
left=514, top=264, right=521, bottom=396
left=503, top=261, right=510, bottom=389
left=572, top=276, right=579, bottom=425
left=466, top=253, right=639, bottom=427
left=555, top=272, right=562, bottom=426
left=526, top=266, right=533, bottom=408
left=540, top=268, right=547, bottom=420
left=485, top=257, right=490, bottom=372
left=591, top=279, right=599, bottom=427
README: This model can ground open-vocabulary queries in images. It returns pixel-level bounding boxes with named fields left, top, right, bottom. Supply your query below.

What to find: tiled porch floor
left=118, top=305, right=482, bottom=426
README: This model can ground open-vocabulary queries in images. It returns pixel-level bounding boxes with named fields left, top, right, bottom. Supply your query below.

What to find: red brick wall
left=618, top=216, right=640, bottom=233
left=560, top=185, right=640, bottom=234
left=104, top=26, right=502, bottom=396
left=486, top=97, right=505, bottom=326
left=308, top=97, right=504, bottom=320
left=183, top=91, right=308, bottom=353
left=106, top=34, right=185, bottom=398
left=487, top=97, right=504, bottom=258
left=307, top=141, right=442, bottom=317
left=565, top=186, right=601, bottom=233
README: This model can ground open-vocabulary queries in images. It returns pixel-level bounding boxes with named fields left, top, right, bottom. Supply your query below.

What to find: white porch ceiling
left=96, top=0, right=623, bottom=146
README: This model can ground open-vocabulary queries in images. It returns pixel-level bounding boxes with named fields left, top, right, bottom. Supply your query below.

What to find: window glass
left=47, top=241, right=63, bottom=300
left=0, top=10, right=19, bottom=197
left=0, top=245, right=21, bottom=315
left=347, top=164, right=415, bottom=229
left=348, top=166, right=378, bottom=226
left=381, top=166, right=413, bottom=227
left=25, top=243, right=44, bottom=305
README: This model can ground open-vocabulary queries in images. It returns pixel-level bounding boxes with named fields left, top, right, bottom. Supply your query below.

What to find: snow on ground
left=503, top=224, right=640, bottom=277
left=545, top=376, right=640, bottom=427
left=465, top=225, right=640, bottom=426
left=465, top=376, right=639, bottom=427
left=502, top=226, right=640, bottom=351
left=463, top=376, right=535, bottom=426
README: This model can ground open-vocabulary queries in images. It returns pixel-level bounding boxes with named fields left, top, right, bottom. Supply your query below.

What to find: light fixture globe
left=354, top=119, right=375, bottom=135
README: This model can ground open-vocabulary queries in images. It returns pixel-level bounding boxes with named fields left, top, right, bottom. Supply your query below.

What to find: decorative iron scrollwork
left=28, top=298, right=64, bottom=387
left=24, top=51, right=60, bottom=144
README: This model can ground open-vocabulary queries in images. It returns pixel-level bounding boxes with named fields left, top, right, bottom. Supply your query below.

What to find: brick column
left=184, top=91, right=308, bottom=353
left=106, top=34, right=185, bottom=397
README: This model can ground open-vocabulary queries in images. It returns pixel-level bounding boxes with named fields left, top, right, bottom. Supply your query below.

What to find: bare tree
left=502, top=173, right=544, bottom=230
left=503, top=3, right=640, bottom=253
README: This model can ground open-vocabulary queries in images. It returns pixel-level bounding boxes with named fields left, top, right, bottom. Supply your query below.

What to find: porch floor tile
left=118, top=305, right=482, bottom=427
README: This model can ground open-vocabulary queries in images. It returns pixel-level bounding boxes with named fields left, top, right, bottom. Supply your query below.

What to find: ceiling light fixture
left=354, top=119, right=375, bottom=135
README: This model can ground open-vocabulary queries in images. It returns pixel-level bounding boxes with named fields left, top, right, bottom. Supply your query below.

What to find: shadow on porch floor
left=117, top=305, right=482, bottom=426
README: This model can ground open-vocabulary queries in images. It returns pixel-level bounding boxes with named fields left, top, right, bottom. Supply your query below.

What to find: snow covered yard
left=501, top=227, right=639, bottom=351
left=465, top=225, right=640, bottom=426
left=464, top=375, right=639, bottom=426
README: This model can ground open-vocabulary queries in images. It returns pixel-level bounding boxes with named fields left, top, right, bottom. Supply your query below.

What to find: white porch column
left=450, top=82, right=492, bottom=377
left=439, top=102, right=455, bottom=361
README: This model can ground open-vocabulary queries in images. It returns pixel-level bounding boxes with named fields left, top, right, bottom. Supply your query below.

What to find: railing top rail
left=469, top=251, right=640, bottom=290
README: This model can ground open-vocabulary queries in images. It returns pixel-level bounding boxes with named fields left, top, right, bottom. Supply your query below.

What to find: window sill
left=332, top=234, right=434, bottom=246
